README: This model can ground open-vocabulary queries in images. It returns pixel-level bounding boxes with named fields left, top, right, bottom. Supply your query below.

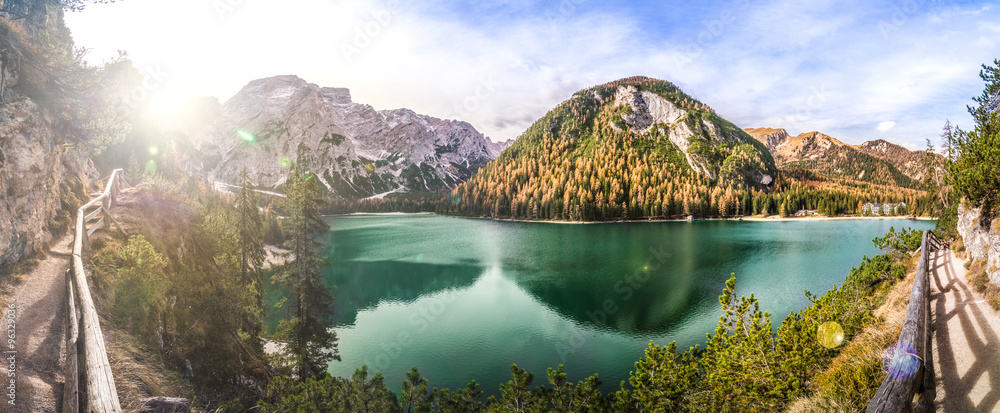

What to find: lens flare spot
left=145, top=160, right=157, bottom=174
left=237, top=130, right=256, bottom=142
left=148, top=146, right=159, bottom=155
left=882, top=342, right=921, bottom=379
left=280, top=156, right=292, bottom=169
left=818, top=321, right=844, bottom=348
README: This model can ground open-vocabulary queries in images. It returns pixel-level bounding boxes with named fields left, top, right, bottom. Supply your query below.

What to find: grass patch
left=0, top=252, right=44, bottom=285
left=952, top=236, right=966, bottom=258
left=105, top=326, right=198, bottom=411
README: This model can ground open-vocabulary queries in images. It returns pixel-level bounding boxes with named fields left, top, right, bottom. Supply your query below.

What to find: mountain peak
left=746, top=126, right=930, bottom=187
left=857, top=139, right=903, bottom=153
left=245, top=74, right=309, bottom=89
left=192, top=75, right=500, bottom=198
left=743, top=128, right=790, bottom=152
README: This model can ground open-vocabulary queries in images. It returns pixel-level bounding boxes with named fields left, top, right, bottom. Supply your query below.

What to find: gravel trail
left=931, top=248, right=1000, bottom=412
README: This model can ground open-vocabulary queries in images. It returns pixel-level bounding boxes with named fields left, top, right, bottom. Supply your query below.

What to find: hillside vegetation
left=446, top=77, right=778, bottom=220
left=443, top=78, right=933, bottom=221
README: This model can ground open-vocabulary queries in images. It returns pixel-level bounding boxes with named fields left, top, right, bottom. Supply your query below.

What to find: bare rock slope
left=191, top=75, right=511, bottom=198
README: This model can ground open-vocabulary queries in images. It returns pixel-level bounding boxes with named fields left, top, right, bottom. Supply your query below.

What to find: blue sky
left=65, top=0, right=1000, bottom=148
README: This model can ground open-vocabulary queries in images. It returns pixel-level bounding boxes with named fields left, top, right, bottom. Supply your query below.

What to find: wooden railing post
left=69, top=169, right=125, bottom=413
left=62, top=269, right=79, bottom=413
left=868, top=231, right=936, bottom=412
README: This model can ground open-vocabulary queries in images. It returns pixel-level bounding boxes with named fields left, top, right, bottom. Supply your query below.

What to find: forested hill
left=445, top=76, right=780, bottom=220
left=744, top=128, right=929, bottom=189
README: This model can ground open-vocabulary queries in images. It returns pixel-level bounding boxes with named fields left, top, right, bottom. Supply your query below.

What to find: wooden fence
left=64, top=169, right=126, bottom=413
left=867, top=230, right=942, bottom=413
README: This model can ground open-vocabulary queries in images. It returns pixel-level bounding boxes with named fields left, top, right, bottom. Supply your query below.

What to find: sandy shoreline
left=324, top=212, right=936, bottom=224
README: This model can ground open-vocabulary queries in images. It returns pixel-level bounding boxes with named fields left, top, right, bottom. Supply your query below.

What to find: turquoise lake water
left=264, top=215, right=935, bottom=395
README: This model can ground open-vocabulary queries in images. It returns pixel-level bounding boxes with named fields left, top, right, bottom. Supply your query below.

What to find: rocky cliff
left=957, top=203, right=1000, bottom=284
left=0, top=84, right=97, bottom=270
left=190, top=75, right=508, bottom=199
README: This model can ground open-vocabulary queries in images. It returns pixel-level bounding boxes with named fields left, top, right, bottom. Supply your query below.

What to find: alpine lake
left=263, top=214, right=935, bottom=396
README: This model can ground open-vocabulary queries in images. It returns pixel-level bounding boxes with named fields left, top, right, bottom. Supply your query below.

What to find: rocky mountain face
left=744, top=127, right=923, bottom=189
left=610, top=84, right=773, bottom=182
left=856, top=139, right=930, bottom=182
left=189, top=75, right=506, bottom=199
left=0, top=78, right=97, bottom=270
left=487, top=138, right=515, bottom=157
left=591, top=77, right=777, bottom=185
left=745, top=128, right=849, bottom=164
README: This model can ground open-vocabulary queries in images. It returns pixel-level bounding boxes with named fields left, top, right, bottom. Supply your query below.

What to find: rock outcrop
left=745, top=128, right=845, bottom=163
left=189, top=75, right=507, bottom=198
left=613, top=85, right=771, bottom=182
left=0, top=96, right=97, bottom=270
left=957, top=203, right=1000, bottom=284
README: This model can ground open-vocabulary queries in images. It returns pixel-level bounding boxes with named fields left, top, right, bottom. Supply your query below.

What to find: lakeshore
left=326, top=212, right=937, bottom=225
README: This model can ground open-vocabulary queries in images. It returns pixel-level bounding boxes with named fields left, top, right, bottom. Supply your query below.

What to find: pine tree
left=617, top=341, right=698, bottom=411
left=700, top=274, right=781, bottom=411
left=126, top=150, right=142, bottom=183
left=275, top=165, right=339, bottom=379
left=236, top=167, right=266, bottom=345
left=945, top=59, right=1000, bottom=215
left=402, top=368, right=433, bottom=413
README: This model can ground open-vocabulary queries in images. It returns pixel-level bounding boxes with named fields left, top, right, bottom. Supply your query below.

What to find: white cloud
left=63, top=0, right=1000, bottom=147
left=877, top=121, right=896, bottom=133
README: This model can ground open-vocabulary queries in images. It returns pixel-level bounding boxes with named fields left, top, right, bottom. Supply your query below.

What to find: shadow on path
left=5, top=233, right=71, bottom=413
left=931, top=248, right=1000, bottom=412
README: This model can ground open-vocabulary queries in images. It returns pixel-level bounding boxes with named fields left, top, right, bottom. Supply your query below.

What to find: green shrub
left=935, top=203, right=959, bottom=239
left=263, top=214, right=285, bottom=246
left=92, top=235, right=167, bottom=335
left=872, top=226, right=924, bottom=259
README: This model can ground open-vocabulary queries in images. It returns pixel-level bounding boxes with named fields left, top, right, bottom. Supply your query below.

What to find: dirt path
left=5, top=233, right=71, bottom=412
left=931, top=248, right=1000, bottom=412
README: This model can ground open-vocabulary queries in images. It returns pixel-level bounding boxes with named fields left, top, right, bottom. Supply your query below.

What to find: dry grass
left=0, top=251, right=44, bottom=282
left=104, top=325, right=200, bottom=412
left=0, top=251, right=46, bottom=309
left=88, top=187, right=202, bottom=411
left=114, top=189, right=198, bottom=270
left=966, top=259, right=1000, bottom=310
left=952, top=237, right=966, bottom=259
left=786, top=258, right=917, bottom=412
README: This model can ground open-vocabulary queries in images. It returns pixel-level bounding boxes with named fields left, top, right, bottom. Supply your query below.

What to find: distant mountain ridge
left=855, top=139, right=929, bottom=181
left=743, top=127, right=931, bottom=189
left=189, top=75, right=511, bottom=199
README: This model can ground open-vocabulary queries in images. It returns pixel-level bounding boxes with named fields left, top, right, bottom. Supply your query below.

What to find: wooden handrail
left=67, top=169, right=125, bottom=413
left=867, top=230, right=936, bottom=412
left=63, top=270, right=79, bottom=413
